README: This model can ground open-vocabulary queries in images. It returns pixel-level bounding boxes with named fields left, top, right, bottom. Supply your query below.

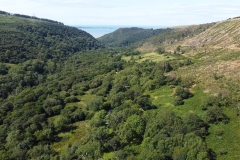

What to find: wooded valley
left=1, top=11, right=240, bottom=160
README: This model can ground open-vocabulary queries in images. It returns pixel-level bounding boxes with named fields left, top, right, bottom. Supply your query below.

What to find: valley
left=1, top=11, right=240, bottom=160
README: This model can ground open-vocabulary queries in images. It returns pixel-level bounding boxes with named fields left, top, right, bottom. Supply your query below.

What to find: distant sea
left=76, top=25, right=168, bottom=38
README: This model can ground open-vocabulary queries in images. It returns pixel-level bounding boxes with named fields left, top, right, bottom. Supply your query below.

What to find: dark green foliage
left=86, top=96, right=104, bottom=111
left=64, top=96, right=79, bottom=103
left=174, top=96, right=184, bottom=106
left=53, top=115, right=69, bottom=132
left=107, top=136, right=121, bottom=152
left=0, top=12, right=234, bottom=160
left=156, top=47, right=165, bottom=54
left=89, top=110, right=107, bottom=127
left=27, top=144, right=56, bottom=159
left=113, top=148, right=138, bottom=159
left=141, top=110, right=210, bottom=160
left=0, top=50, right=212, bottom=160
left=206, top=106, right=228, bottom=123
left=123, top=50, right=141, bottom=56
left=76, top=141, right=102, bottom=159
left=133, top=96, right=156, bottom=110
left=200, top=96, right=229, bottom=124
left=175, top=86, right=192, bottom=99
left=184, top=113, right=208, bottom=137
left=174, top=86, right=192, bottom=106
left=201, top=96, right=221, bottom=110
left=0, top=63, right=9, bottom=75
left=0, top=14, right=103, bottom=64
left=61, top=106, right=85, bottom=123
left=152, top=69, right=166, bottom=86
left=119, top=114, right=146, bottom=143
left=163, top=61, right=173, bottom=72
left=176, top=45, right=181, bottom=52
left=184, top=59, right=193, bottom=65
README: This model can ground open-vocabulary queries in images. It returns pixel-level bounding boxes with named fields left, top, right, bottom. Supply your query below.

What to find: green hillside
left=1, top=12, right=240, bottom=160
left=0, top=13, right=103, bottom=63
left=98, top=27, right=172, bottom=47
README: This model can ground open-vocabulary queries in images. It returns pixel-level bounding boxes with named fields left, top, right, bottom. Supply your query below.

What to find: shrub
left=64, top=96, right=79, bottom=103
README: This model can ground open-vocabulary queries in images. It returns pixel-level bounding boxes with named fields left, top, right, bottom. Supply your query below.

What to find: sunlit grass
left=122, top=52, right=175, bottom=62
left=0, top=14, right=42, bottom=31
left=51, top=121, right=89, bottom=153
left=103, top=152, right=114, bottom=160
left=175, top=85, right=208, bottom=119
left=206, top=107, right=240, bottom=160
left=151, top=85, right=208, bottom=118
left=3, top=63, right=17, bottom=68
left=151, top=85, right=175, bottom=108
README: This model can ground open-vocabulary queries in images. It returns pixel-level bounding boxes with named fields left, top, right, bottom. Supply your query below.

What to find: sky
left=1, top=0, right=240, bottom=27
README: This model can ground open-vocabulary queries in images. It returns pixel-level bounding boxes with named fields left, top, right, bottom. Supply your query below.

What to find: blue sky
left=1, top=0, right=240, bottom=26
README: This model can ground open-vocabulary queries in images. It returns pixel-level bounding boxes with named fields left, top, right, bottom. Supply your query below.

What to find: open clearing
left=122, top=52, right=175, bottom=62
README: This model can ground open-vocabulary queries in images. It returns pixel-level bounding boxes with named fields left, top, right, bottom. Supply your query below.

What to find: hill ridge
left=182, top=18, right=240, bottom=51
left=0, top=10, right=64, bottom=25
left=0, top=13, right=104, bottom=63
left=98, top=27, right=172, bottom=47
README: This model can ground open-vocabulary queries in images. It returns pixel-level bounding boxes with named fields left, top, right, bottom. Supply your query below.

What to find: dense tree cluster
left=0, top=45, right=218, bottom=159
left=0, top=50, right=124, bottom=159
left=0, top=14, right=104, bottom=63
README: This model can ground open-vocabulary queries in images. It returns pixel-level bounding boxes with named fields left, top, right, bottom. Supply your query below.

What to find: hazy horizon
left=76, top=25, right=171, bottom=38
left=1, top=0, right=240, bottom=26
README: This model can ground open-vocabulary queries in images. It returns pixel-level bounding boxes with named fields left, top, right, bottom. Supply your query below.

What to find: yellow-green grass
left=175, top=85, right=209, bottom=119
left=51, top=93, right=95, bottom=152
left=103, top=152, right=114, bottom=160
left=3, top=63, right=17, bottom=68
left=122, top=52, right=175, bottom=62
left=51, top=121, right=89, bottom=153
left=206, top=107, right=240, bottom=160
left=0, top=14, right=42, bottom=31
left=151, top=85, right=175, bottom=108
left=151, top=85, right=208, bottom=119
left=64, top=94, right=95, bottom=110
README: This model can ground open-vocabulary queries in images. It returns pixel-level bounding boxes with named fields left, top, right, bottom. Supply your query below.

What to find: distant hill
left=137, top=18, right=240, bottom=53
left=137, top=23, right=216, bottom=52
left=97, top=27, right=172, bottom=47
left=0, top=13, right=104, bottom=63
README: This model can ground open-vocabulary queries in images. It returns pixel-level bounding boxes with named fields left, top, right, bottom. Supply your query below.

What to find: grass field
left=122, top=52, right=175, bottom=62
left=103, top=152, right=114, bottom=160
left=206, top=107, right=240, bottom=160
left=3, top=63, right=17, bottom=68
left=151, top=85, right=208, bottom=118
left=0, top=14, right=42, bottom=31
left=51, top=121, right=90, bottom=153
left=151, top=85, right=175, bottom=107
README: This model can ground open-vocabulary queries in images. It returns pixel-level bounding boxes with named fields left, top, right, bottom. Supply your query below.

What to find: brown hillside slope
left=138, top=23, right=215, bottom=52
left=182, top=18, right=240, bottom=51
left=172, top=17, right=240, bottom=99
